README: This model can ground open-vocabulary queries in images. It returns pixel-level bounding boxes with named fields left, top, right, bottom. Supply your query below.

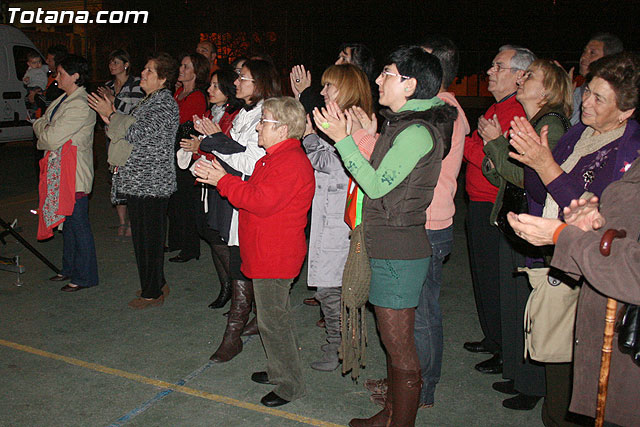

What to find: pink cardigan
left=426, top=92, right=470, bottom=230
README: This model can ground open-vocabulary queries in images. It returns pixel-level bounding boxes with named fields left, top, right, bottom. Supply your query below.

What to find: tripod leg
left=0, top=217, right=60, bottom=274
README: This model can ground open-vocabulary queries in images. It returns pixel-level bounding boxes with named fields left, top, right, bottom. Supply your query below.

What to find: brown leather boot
left=241, top=315, right=258, bottom=336
left=210, top=279, right=253, bottom=363
left=349, top=359, right=393, bottom=427
left=388, top=367, right=422, bottom=427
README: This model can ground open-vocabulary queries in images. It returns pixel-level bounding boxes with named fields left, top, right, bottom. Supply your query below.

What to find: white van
left=0, top=24, right=44, bottom=143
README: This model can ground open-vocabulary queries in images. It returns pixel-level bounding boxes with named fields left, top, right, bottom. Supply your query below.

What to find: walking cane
left=595, top=228, right=626, bottom=427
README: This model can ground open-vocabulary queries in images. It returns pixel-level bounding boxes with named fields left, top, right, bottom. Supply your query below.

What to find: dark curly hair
left=148, top=52, right=178, bottom=90
left=588, top=51, right=640, bottom=118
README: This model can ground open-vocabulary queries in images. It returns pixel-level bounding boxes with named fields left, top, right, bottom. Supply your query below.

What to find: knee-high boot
left=349, top=356, right=393, bottom=427
left=241, top=304, right=259, bottom=336
left=208, top=244, right=232, bottom=309
left=389, top=366, right=422, bottom=426
left=210, top=279, right=253, bottom=362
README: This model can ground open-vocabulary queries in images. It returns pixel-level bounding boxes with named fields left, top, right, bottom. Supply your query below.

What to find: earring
left=404, top=87, right=409, bottom=92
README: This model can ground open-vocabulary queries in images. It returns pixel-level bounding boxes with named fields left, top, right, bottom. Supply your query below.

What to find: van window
left=13, top=45, right=42, bottom=82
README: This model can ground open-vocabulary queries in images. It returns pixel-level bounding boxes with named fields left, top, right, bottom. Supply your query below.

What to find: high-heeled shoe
left=168, top=254, right=200, bottom=263
left=208, top=281, right=232, bottom=309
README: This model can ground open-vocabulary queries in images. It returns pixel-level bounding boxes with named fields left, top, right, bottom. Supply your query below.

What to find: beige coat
left=33, top=86, right=96, bottom=193
left=552, top=155, right=640, bottom=427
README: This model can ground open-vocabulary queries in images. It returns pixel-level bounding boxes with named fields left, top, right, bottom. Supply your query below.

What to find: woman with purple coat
left=508, top=51, right=640, bottom=426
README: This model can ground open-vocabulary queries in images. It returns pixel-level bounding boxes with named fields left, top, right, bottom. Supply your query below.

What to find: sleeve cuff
left=552, top=223, right=568, bottom=244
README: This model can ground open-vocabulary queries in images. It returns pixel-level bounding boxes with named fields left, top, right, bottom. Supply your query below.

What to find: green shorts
left=368, top=257, right=430, bottom=309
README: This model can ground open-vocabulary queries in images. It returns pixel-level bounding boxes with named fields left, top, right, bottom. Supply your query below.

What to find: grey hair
left=262, top=97, right=307, bottom=140
left=590, top=33, right=624, bottom=56
left=499, top=45, right=536, bottom=72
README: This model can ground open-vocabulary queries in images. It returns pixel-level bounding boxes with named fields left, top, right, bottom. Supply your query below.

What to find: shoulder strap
left=532, top=112, right=570, bottom=132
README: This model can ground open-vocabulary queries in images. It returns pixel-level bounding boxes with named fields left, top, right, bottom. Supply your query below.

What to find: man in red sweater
left=462, top=45, right=534, bottom=374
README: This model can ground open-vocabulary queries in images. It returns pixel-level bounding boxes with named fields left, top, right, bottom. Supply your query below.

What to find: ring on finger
left=520, top=151, right=526, bottom=156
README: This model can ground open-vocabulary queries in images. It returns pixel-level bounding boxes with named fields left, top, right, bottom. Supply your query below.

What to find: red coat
left=217, top=138, right=315, bottom=279
left=463, top=94, right=525, bottom=202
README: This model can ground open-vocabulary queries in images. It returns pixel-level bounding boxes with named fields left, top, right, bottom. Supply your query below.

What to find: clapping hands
left=312, top=102, right=348, bottom=143
left=193, top=114, right=221, bottom=136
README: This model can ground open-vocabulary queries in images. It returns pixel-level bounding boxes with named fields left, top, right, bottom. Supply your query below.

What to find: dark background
left=101, top=0, right=639, bottom=78
left=4, top=0, right=639, bottom=87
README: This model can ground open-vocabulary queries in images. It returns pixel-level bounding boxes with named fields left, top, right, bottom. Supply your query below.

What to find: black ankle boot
left=209, top=280, right=232, bottom=309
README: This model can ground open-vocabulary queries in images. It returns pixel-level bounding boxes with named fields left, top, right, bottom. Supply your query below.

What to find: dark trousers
left=128, top=196, right=168, bottom=299
left=61, top=195, right=98, bottom=287
left=466, top=201, right=502, bottom=353
left=167, top=174, right=200, bottom=258
left=499, top=235, right=545, bottom=396
left=542, top=362, right=590, bottom=426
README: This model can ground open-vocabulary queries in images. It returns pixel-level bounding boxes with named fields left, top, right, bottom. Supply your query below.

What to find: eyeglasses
left=238, top=74, right=255, bottom=82
left=234, top=68, right=242, bottom=75
left=490, top=62, right=517, bottom=73
left=259, top=118, right=280, bottom=125
left=379, top=68, right=412, bottom=81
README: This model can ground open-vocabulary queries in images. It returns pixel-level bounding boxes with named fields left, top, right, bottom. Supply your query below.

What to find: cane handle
left=599, top=229, right=627, bottom=257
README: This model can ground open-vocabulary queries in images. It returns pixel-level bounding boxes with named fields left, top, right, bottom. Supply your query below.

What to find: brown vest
left=363, top=104, right=457, bottom=259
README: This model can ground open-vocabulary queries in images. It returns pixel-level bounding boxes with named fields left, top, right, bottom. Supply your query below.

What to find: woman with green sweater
left=480, top=59, right=572, bottom=411
left=315, top=46, right=457, bottom=427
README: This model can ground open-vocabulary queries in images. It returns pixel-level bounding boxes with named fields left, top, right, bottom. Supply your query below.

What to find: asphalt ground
left=0, top=133, right=543, bottom=426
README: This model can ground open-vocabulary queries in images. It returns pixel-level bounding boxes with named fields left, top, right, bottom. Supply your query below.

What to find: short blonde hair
left=263, top=97, right=306, bottom=140
left=321, top=64, right=373, bottom=116
left=529, top=59, right=573, bottom=118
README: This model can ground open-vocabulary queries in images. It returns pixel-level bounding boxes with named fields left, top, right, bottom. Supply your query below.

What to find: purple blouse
left=525, top=120, right=640, bottom=218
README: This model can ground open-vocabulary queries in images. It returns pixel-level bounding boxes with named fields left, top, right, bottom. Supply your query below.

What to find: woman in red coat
left=194, top=96, right=315, bottom=408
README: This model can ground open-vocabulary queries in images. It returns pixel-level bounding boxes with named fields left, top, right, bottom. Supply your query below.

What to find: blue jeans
left=61, top=195, right=98, bottom=287
left=414, top=226, right=453, bottom=405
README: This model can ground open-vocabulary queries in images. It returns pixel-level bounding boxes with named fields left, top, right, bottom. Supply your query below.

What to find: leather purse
left=601, top=228, right=640, bottom=367
left=617, top=304, right=640, bottom=366
left=495, top=182, right=528, bottom=238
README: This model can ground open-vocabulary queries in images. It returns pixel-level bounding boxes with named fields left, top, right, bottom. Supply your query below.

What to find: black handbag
left=495, top=181, right=528, bottom=238
left=617, top=304, right=640, bottom=366
left=607, top=229, right=640, bottom=367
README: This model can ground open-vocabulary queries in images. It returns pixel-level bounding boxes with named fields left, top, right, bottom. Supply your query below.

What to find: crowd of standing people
left=31, top=32, right=640, bottom=426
